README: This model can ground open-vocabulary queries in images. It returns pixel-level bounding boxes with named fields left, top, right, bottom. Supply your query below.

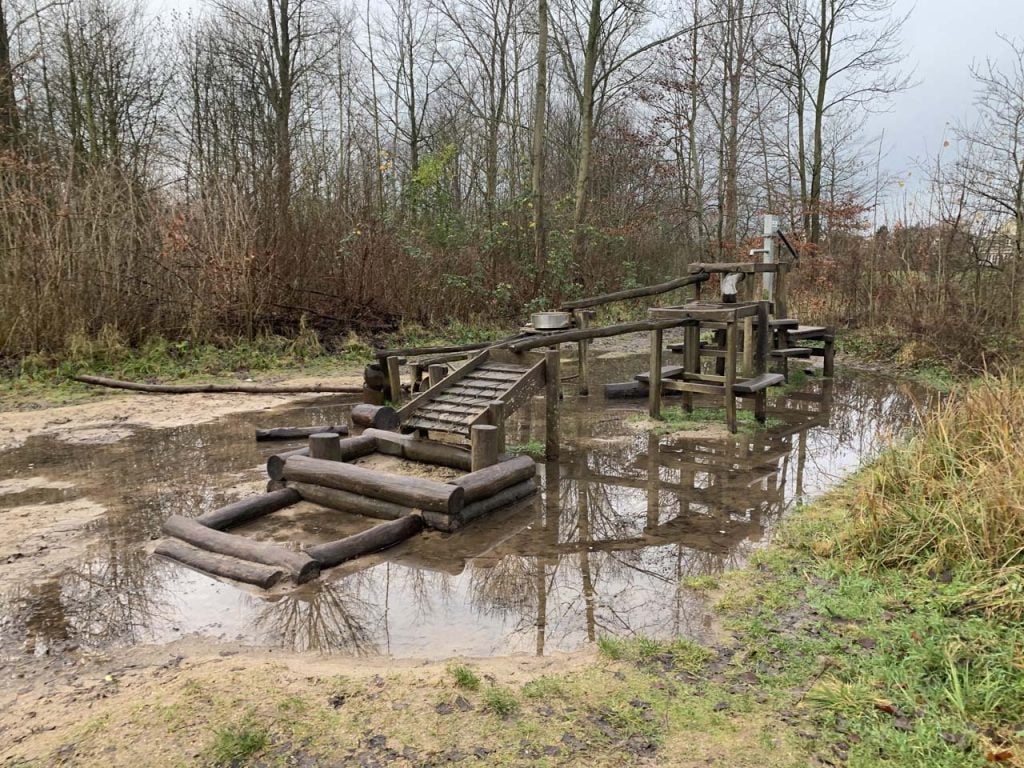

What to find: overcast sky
left=869, top=0, right=1024, bottom=217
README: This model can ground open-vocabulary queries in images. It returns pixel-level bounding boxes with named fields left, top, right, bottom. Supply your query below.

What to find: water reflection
left=0, top=366, right=925, bottom=659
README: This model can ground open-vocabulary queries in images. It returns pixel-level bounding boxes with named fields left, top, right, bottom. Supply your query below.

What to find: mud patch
left=0, top=498, right=107, bottom=588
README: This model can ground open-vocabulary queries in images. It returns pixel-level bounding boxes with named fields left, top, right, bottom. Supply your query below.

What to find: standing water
left=0, top=354, right=927, bottom=660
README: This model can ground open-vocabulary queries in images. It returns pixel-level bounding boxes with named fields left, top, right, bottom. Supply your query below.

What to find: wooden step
left=635, top=365, right=686, bottom=383
left=786, top=325, right=830, bottom=340
left=731, top=373, right=785, bottom=394
left=770, top=347, right=813, bottom=358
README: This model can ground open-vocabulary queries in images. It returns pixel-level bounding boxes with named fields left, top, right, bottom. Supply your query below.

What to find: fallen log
left=461, top=479, right=538, bottom=523
left=281, top=455, right=465, bottom=515
left=195, top=488, right=301, bottom=530
left=255, top=425, right=349, bottom=441
left=362, top=428, right=472, bottom=471
left=288, top=481, right=416, bottom=520
left=305, top=514, right=425, bottom=568
left=72, top=374, right=361, bottom=395
left=451, top=454, right=536, bottom=503
left=155, top=538, right=286, bottom=588
left=162, top=515, right=320, bottom=583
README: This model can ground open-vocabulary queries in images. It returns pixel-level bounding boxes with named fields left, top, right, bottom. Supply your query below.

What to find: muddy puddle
left=0, top=355, right=929, bottom=660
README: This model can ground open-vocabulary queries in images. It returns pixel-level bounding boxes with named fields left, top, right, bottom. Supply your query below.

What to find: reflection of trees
left=0, top=546, right=171, bottom=654
left=252, top=579, right=380, bottom=654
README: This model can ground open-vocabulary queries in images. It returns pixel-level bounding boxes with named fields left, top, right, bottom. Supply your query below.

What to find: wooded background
left=1, top=0, right=1022, bottom=368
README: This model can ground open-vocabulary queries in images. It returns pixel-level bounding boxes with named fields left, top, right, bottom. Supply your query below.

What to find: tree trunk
left=530, top=0, right=549, bottom=290
left=0, top=1, right=19, bottom=148
left=571, top=0, right=602, bottom=270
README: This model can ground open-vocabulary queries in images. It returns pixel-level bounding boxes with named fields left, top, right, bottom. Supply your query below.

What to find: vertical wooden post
left=470, top=425, right=500, bottom=471
left=823, top=335, right=835, bottom=377
left=742, top=316, right=754, bottom=377
left=775, top=262, right=788, bottom=318
left=649, top=328, right=663, bottom=419
left=309, top=432, right=343, bottom=461
left=386, top=356, right=403, bottom=405
left=724, top=321, right=737, bottom=433
left=574, top=310, right=590, bottom=396
left=754, top=302, right=769, bottom=423
left=544, top=348, right=560, bottom=460
left=428, top=364, right=448, bottom=387
left=683, top=322, right=699, bottom=413
left=487, top=400, right=507, bottom=453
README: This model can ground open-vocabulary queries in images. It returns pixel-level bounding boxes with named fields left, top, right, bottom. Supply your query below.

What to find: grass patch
left=210, top=720, right=270, bottom=765
left=506, top=439, right=545, bottom=459
left=642, top=405, right=781, bottom=434
left=482, top=686, right=520, bottom=718
left=448, top=664, right=481, bottom=691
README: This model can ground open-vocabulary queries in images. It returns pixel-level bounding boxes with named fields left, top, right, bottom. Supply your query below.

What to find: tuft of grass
left=521, top=676, right=566, bottom=700
left=837, top=372, right=1024, bottom=607
left=506, top=439, right=545, bottom=459
left=597, top=635, right=713, bottom=670
left=482, top=686, right=520, bottom=718
left=643, top=405, right=782, bottom=435
left=210, top=721, right=270, bottom=765
left=682, top=574, right=719, bottom=591
left=448, top=664, right=481, bottom=691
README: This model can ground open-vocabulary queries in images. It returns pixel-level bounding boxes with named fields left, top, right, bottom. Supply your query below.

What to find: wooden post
left=545, top=348, right=561, bottom=460
left=823, top=335, right=835, bottom=377
left=428, top=364, right=448, bottom=387
left=755, top=302, right=770, bottom=423
left=742, top=316, right=754, bottom=377
left=309, top=432, right=343, bottom=461
left=649, top=328, right=663, bottom=419
left=487, top=400, right=507, bottom=453
left=574, top=310, right=590, bottom=395
left=471, top=424, right=500, bottom=471
left=724, top=322, right=738, bottom=433
left=775, top=261, right=788, bottom=318
left=386, top=356, right=402, bottom=405
left=684, top=323, right=699, bottom=413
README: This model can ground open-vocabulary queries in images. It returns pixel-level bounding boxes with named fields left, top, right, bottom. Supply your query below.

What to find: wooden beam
left=195, top=488, right=301, bottom=530
left=305, top=514, right=425, bottom=568
left=557, top=272, right=709, bottom=311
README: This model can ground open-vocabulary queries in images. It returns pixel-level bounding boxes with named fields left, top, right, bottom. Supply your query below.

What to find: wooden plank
left=661, top=380, right=726, bottom=396
left=477, top=362, right=530, bottom=373
left=686, top=262, right=779, bottom=274
left=787, top=326, right=829, bottom=340
left=472, top=357, right=546, bottom=424
left=732, top=373, right=785, bottom=394
left=635, top=365, right=685, bottom=383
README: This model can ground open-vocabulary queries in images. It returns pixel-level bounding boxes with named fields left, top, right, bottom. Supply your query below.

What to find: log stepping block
left=730, top=373, right=785, bottom=394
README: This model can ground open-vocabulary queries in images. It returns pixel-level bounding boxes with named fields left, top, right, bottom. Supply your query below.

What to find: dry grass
left=841, top=371, right=1024, bottom=617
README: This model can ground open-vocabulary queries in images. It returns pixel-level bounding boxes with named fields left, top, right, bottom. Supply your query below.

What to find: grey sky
left=870, top=0, right=1024, bottom=216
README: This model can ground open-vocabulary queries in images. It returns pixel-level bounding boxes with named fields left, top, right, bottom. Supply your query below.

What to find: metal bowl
left=531, top=311, right=572, bottom=330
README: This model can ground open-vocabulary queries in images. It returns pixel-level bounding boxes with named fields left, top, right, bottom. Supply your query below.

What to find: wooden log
left=155, top=538, right=286, bottom=588
left=386, top=356, right=403, bottom=404
left=362, top=428, right=472, bottom=470
left=487, top=400, right=506, bottom=452
left=309, top=432, right=343, bottom=460
left=574, top=310, right=590, bottom=395
left=161, top=515, right=320, bottom=583
left=545, top=349, right=560, bottom=460
left=195, top=488, right=301, bottom=530
left=470, top=425, right=500, bottom=472
left=267, top=447, right=310, bottom=481
left=461, top=479, right=538, bottom=523
left=255, top=425, right=349, bottom=441
left=267, top=479, right=287, bottom=491
left=281, top=455, right=465, bottom=514
left=506, top=318, right=696, bottom=354
left=351, top=403, right=399, bottom=431
left=558, top=272, right=709, bottom=311
left=362, top=386, right=386, bottom=406
left=453, top=454, right=537, bottom=503
left=428, top=364, right=448, bottom=387
left=288, top=481, right=415, bottom=519
left=305, top=514, right=425, bottom=568
left=725, top=323, right=737, bottom=434
left=72, top=374, right=360, bottom=395
left=649, top=327, right=663, bottom=418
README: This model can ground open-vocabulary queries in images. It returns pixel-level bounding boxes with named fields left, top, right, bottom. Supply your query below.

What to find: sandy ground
left=0, top=374, right=364, bottom=453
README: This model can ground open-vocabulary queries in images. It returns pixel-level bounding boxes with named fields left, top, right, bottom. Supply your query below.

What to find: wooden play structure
left=155, top=350, right=564, bottom=588
left=367, top=216, right=834, bottom=436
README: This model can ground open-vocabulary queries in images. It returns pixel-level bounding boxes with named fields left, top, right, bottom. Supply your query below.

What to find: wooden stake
left=649, top=328, right=663, bottom=419
left=486, top=400, right=506, bottom=452
left=544, top=348, right=560, bottom=460
left=724, top=323, right=738, bottom=433
left=386, top=356, right=402, bottom=405
left=574, top=310, right=590, bottom=395
left=309, top=432, right=343, bottom=461
left=428, top=364, right=448, bottom=387
left=471, top=424, right=500, bottom=471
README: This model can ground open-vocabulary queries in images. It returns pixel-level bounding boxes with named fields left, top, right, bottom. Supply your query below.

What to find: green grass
left=448, top=664, right=481, bottom=691
left=482, top=686, right=520, bottom=718
left=210, top=721, right=270, bottom=765
left=506, top=439, right=545, bottom=459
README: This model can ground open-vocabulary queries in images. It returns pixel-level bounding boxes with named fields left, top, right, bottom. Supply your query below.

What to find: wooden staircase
left=397, top=350, right=547, bottom=437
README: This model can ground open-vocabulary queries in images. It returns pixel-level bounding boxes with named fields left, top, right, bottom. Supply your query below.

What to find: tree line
left=0, top=0, right=1020, bottom=366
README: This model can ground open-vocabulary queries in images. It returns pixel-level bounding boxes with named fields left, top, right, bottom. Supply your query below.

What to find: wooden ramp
left=397, top=350, right=547, bottom=437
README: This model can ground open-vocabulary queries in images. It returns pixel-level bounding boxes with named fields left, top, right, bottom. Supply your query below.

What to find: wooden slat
left=786, top=326, right=829, bottom=340
left=477, top=363, right=530, bottom=374
left=464, top=370, right=523, bottom=383
left=418, top=402, right=478, bottom=418
left=635, top=365, right=686, bottom=383
left=397, top=351, right=490, bottom=421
